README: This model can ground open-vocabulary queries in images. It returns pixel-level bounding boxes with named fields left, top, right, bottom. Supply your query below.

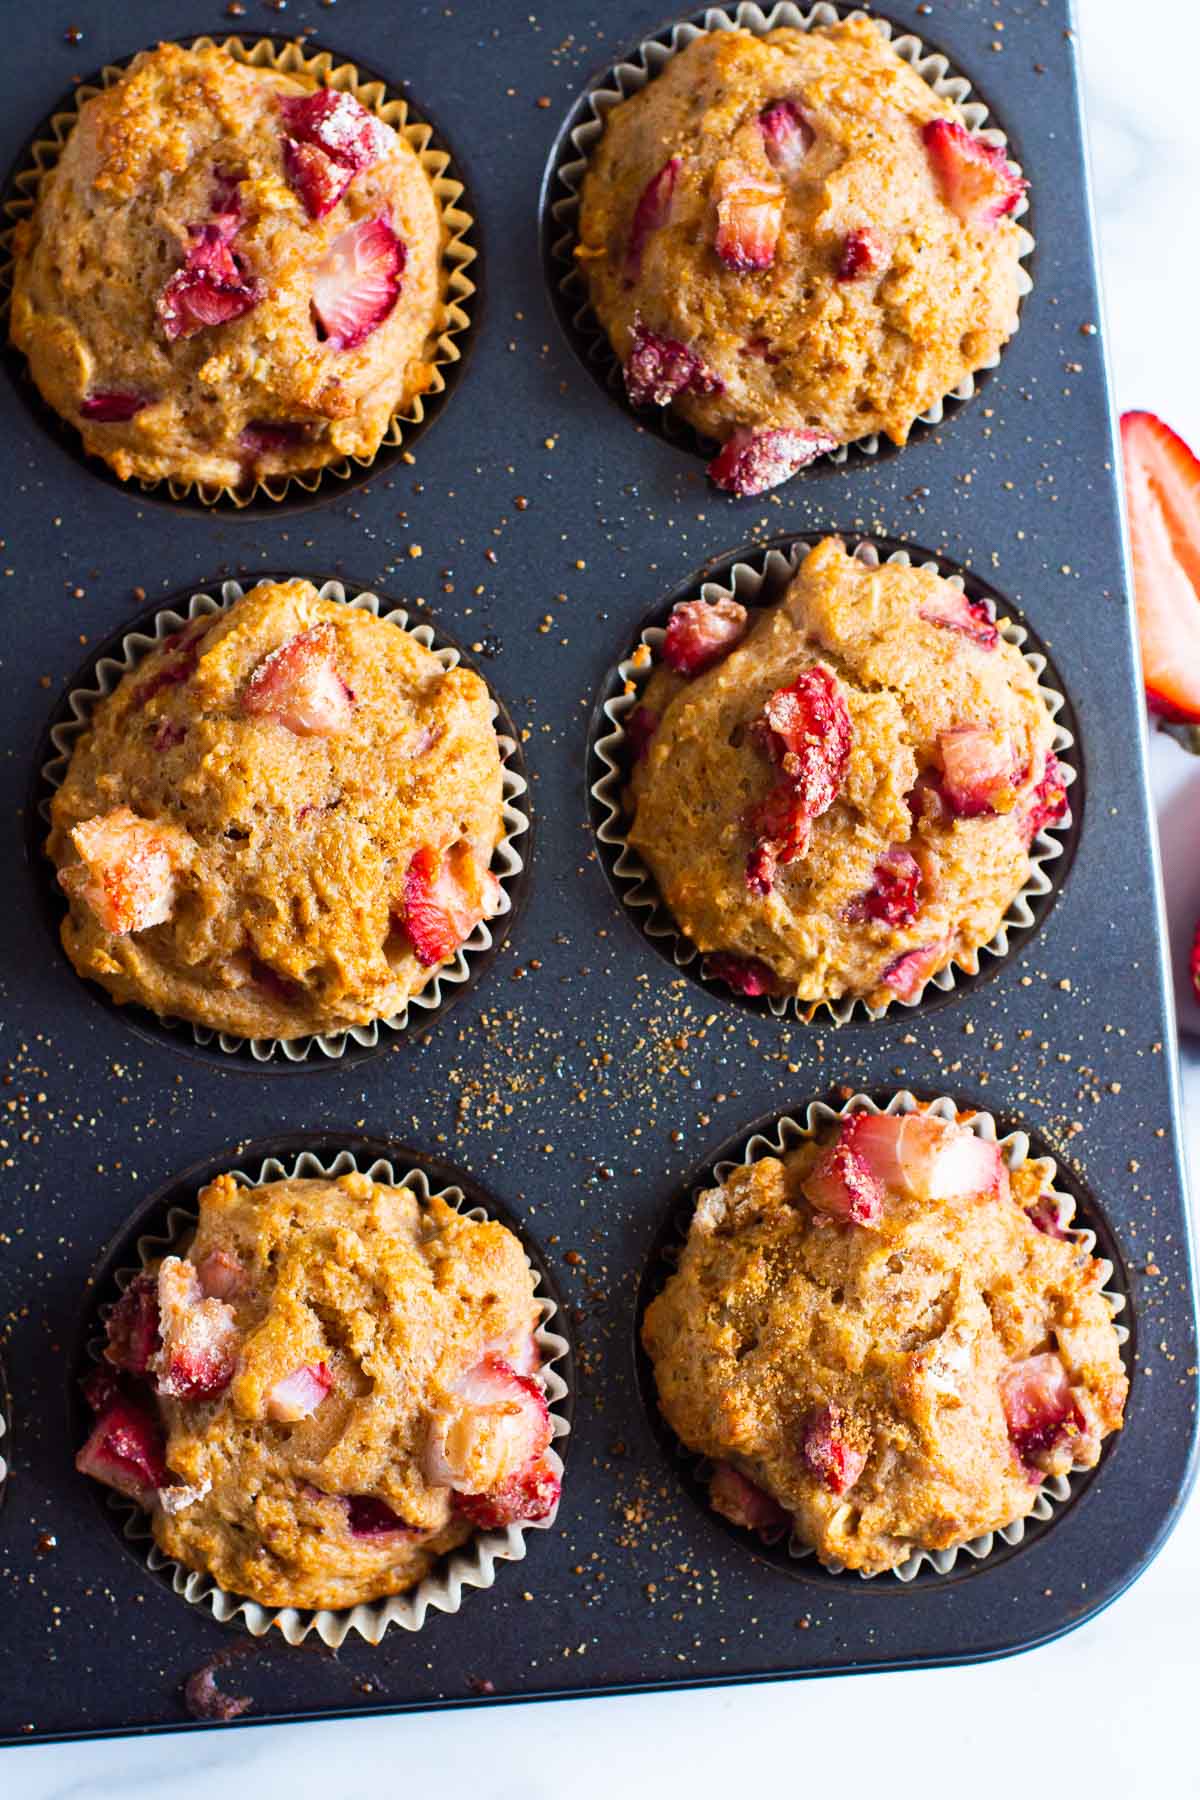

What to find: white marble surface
left=12, top=2, right=1200, bottom=1793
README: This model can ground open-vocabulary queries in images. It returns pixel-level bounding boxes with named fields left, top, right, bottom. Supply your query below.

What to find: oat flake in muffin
left=625, top=537, right=1068, bottom=1010
left=47, top=579, right=505, bottom=1041
left=642, top=1106, right=1126, bottom=1575
left=9, top=42, right=445, bottom=490
left=577, top=18, right=1026, bottom=495
left=76, top=1170, right=560, bottom=1611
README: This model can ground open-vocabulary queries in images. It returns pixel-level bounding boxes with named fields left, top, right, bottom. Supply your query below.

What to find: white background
left=12, top=1, right=1200, bottom=1792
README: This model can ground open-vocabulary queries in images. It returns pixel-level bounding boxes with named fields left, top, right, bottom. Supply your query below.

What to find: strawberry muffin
left=77, top=1167, right=561, bottom=1611
left=9, top=42, right=446, bottom=491
left=577, top=18, right=1026, bottom=494
left=47, top=580, right=506, bottom=1041
left=623, top=538, right=1068, bottom=1011
left=642, top=1105, right=1126, bottom=1574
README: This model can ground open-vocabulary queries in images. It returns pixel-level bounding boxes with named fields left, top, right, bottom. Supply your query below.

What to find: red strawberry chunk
left=195, top=1247, right=247, bottom=1302
left=153, top=1256, right=239, bottom=1401
left=761, top=666, right=851, bottom=817
left=661, top=596, right=748, bottom=676
left=923, top=119, right=1026, bottom=228
left=624, top=156, right=680, bottom=281
left=918, top=587, right=999, bottom=650
left=242, top=622, right=354, bottom=737
left=401, top=840, right=495, bottom=967
left=60, top=807, right=190, bottom=937
left=1025, top=1195, right=1068, bottom=1240
left=708, top=425, right=838, bottom=496
left=938, top=724, right=1019, bottom=817
left=801, top=1403, right=867, bottom=1496
left=623, top=314, right=724, bottom=408
left=81, top=1362, right=123, bottom=1416
left=837, top=227, right=883, bottom=281
left=240, top=420, right=311, bottom=454
left=714, top=165, right=784, bottom=271
left=345, top=1494, right=414, bottom=1537
left=157, top=214, right=262, bottom=342
left=758, top=100, right=814, bottom=175
left=848, top=1110, right=1006, bottom=1202
left=1119, top=411, right=1200, bottom=722
left=280, top=89, right=392, bottom=172
left=744, top=782, right=811, bottom=895
left=704, top=952, right=779, bottom=997
left=852, top=846, right=922, bottom=927
left=103, top=1272, right=161, bottom=1377
left=283, top=138, right=353, bottom=219
left=999, top=1352, right=1081, bottom=1477
left=425, top=1353, right=557, bottom=1524
left=453, top=1450, right=561, bottom=1529
left=802, top=1127, right=885, bottom=1229
left=132, top=621, right=208, bottom=707
left=708, top=1462, right=789, bottom=1535
left=1023, top=751, right=1069, bottom=843
left=311, top=216, right=406, bottom=350
left=1192, top=920, right=1200, bottom=1004
left=626, top=704, right=659, bottom=761
left=878, top=939, right=951, bottom=1002
left=76, top=1396, right=168, bottom=1507
left=80, top=390, right=151, bottom=422
left=267, top=1361, right=332, bottom=1423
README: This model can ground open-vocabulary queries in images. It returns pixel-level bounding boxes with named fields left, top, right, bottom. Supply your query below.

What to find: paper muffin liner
left=81, top=1147, right=571, bottom=1646
left=0, top=35, right=476, bottom=511
left=39, top=578, right=529, bottom=1063
left=547, top=2, right=1034, bottom=470
left=646, top=1091, right=1129, bottom=1583
left=592, top=535, right=1075, bottom=1022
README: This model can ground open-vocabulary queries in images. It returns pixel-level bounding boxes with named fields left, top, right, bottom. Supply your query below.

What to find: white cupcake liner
left=549, top=3, right=1034, bottom=468
left=656, top=1090, right=1128, bottom=1582
left=84, top=1147, right=571, bottom=1646
left=592, top=535, right=1075, bottom=1022
left=40, top=579, right=530, bottom=1063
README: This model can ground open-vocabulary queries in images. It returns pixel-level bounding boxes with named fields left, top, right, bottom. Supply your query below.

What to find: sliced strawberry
left=923, top=118, right=1026, bottom=227
left=660, top=596, right=748, bottom=676
left=80, top=390, right=151, bottom=422
left=623, top=314, right=724, bottom=408
left=847, top=1111, right=1007, bottom=1202
left=760, top=666, right=852, bottom=818
left=624, top=156, right=680, bottom=281
left=1192, top=921, right=1200, bottom=1003
left=283, top=138, right=354, bottom=220
left=194, top=1247, right=247, bottom=1302
left=918, top=587, right=999, bottom=650
left=103, top=1272, right=161, bottom=1377
left=453, top=1449, right=560, bottom=1528
left=800, top=1403, right=866, bottom=1496
left=879, top=938, right=951, bottom=1001
left=704, top=952, right=779, bottom=997
left=708, top=425, right=838, bottom=496
left=345, top=1494, right=414, bottom=1537
left=802, top=1127, right=885, bottom=1229
left=849, top=846, right=922, bottom=927
left=836, top=227, right=883, bottom=281
left=76, top=1396, right=168, bottom=1506
left=279, top=90, right=390, bottom=218
left=267, top=1361, right=332, bottom=1423
left=1119, top=411, right=1200, bottom=722
left=707, top=1462, right=789, bottom=1535
left=938, top=724, right=1019, bottom=817
left=1025, top=1195, right=1068, bottom=1240
left=1023, top=751, right=1069, bottom=843
left=401, top=840, right=493, bottom=967
left=60, top=807, right=190, bottom=937
left=758, top=100, right=814, bottom=175
left=713, top=164, right=784, bottom=271
left=157, top=214, right=262, bottom=342
left=625, top=704, right=659, bottom=762
left=311, top=216, right=405, bottom=350
left=999, top=1352, right=1080, bottom=1478
left=242, top=621, right=354, bottom=737
left=153, top=1256, right=238, bottom=1401
left=424, top=1354, right=553, bottom=1515
left=744, top=781, right=811, bottom=895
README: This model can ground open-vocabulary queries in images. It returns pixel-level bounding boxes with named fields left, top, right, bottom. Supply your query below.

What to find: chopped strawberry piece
left=283, top=138, right=354, bottom=220
left=81, top=1362, right=122, bottom=1415
left=311, top=216, right=406, bottom=350
left=999, top=1352, right=1080, bottom=1477
left=713, top=165, right=784, bottom=271
left=836, top=227, right=883, bottom=281
left=80, top=390, right=151, bottom=422
left=103, top=1272, right=161, bottom=1377
left=248, top=955, right=305, bottom=1006
left=761, top=666, right=852, bottom=818
left=708, top=425, right=838, bottom=496
left=918, top=587, right=999, bottom=650
left=802, top=1126, right=885, bottom=1229
left=242, top=621, right=354, bottom=737
left=624, top=156, right=680, bottom=281
left=707, top=1462, right=789, bottom=1535
left=704, top=952, right=779, bottom=997
left=879, top=938, right=951, bottom=1001
left=744, top=781, right=810, bottom=894
left=240, top=420, right=311, bottom=454
left=425, top=1354, right=556, bottom=1523
left=59, top=807, right=190, bottom=937
left=157, top=213, right=262, bottom=342
left=266, top=1361, right=332, bottom=1423
left=1023, top=751, right=1069, bottom=843
left=938, top=724, right=1019, bottom=817
left=153, top=1256, right=238, bottom=1401
left=1025, top=1195, right=1068, bottom=1240
left=131, top=621, right=208, bottom=706
left=1192, top=921, right=1200, bottom=1004
left=905, top=769, right=951, bottom=827
left=1119, top=412, right=1200, bottom=722
left=801, top=1403, right=866, bottom=1496
left=76, top=1395, right=168, bottom=1506
left=345, top=1494, right=413, bottom=1537
left=847, top=1111, right=1006, bottom=1202
left=401, top=840, right=492, bottom=967
left=453, top=1449, right=561, bottom=1529
left=758, top=100, right=814, bottom=175
left=923, top=118, right=1026, bottom=228
left=625, top=704, right=659, bottom=761
left=195, top=1247, right=247, bottom=1302
left=851, top=846, right=922, bottom=927
left=279, top=90, right=390, bottom=219
left=661, top=596, right=748, bottom=676
left=623, top=314, right=724, bottom=408
left=151, top=719, right=186, bottom=752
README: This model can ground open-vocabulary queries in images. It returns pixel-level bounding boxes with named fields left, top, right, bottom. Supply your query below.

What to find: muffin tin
left=0, top=0, right=1195, bottom=1747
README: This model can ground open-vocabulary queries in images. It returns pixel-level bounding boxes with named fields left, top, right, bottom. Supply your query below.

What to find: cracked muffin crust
left=9, top=42, right=445, bottom=490
left=47, top=580, right=506, bottom=1041
left=577, top=18, right=1026, bottom=495
left=76, top=1169, right=561, bottom=1612
left=624, top=538, right=1068, bottom=1010
left=642, top=1105, right=1127, bottom=1574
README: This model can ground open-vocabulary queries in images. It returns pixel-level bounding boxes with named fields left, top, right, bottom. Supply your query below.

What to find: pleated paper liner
left=72, top=1137, right=573, bottom=1647
left=635, top=1090, right=1130, bottom=1586
left=33, top=577, right=531, bottom=1071
left=0, top=34, right=478, bottom=517
left=542, top=1, right=1034, bottom=476
left=589, top=532, right=1079, bottom=1025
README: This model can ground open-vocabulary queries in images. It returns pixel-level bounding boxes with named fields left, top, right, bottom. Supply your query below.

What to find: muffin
left=47, top=580, right=507, bottom=1041
left=9, top=42, right=446, bottom=491
left=76, top=1168, right=561, bottom=1612
left=642, top=1104, right=1127, bottom=1574
left=576, top=17, right=1026, bottom=494
left=623, top=538, right=1068, bottom=1011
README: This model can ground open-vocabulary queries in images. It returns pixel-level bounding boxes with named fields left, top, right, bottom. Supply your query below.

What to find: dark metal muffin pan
left=0, top=0, right=1195, bottom=1747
